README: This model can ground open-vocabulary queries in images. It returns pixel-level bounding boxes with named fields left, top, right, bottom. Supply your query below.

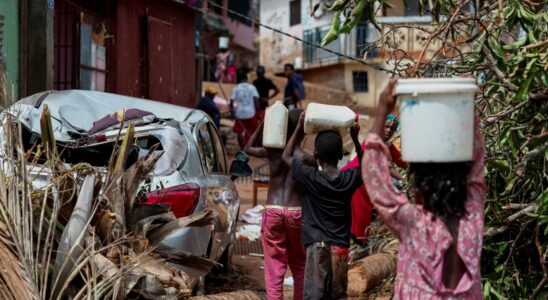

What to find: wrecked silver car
left=0, top=90, right=250, bottom=282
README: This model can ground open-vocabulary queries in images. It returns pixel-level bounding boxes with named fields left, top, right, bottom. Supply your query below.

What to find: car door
left=195, top=120, right=239, bottom=261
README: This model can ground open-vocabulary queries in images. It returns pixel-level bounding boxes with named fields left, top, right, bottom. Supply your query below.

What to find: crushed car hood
left=6, top=90, right=199, bottom=142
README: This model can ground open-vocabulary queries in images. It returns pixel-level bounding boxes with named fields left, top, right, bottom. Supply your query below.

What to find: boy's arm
left=244, top=122, right=267, bottom=158
left=252, top=86, right=260, bottom=112
left=464, top=114, right=486, bottom=216
left=269, top=80, right=280, bottom=100
left=254, top=97, right=260, bottom=113
left=282, top=112, right=305, bottom=166
left=295, top=147, right=317, bottom=167
left=350, top=124, right=363, bottom=165
left=372, top=79, right=398, bottom=138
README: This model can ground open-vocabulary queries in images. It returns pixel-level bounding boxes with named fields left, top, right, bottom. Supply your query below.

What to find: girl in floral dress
left=361, top=80, right=485, bottom=299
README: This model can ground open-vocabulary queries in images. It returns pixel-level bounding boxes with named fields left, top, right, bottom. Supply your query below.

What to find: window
left=211, top=0, right=223, bottom=15
left=228, top=0, right=251, bottom=26
left=290, top=0, right=301, bottom=26
left=209, top=123, right=227, bottom=174
left=79, top=13, right=106, bottom=91
left=353, top=71, right=368, bottom=92
left=197, top=123, right=219, bottom=173
left=404, top=0, right=421, bottom=16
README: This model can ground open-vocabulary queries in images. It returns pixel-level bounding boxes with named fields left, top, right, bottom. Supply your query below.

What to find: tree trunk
left=347, top=245, right=399, bottom=297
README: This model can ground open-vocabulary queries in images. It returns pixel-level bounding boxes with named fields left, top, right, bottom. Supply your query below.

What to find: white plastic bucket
left=263, top=101, right=288, bottom=149
left=294, top=57, right=303, bottom=69
left=219, top=37, right=229, bottom=49
left=304, top=103, right=358, bottom=135
left=395, top=78, right=478, bottom=162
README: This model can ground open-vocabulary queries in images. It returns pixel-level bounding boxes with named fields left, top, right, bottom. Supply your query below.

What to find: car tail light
left=144, top=183, right=200, bottom=218
left=95, top=134, right=106, bottom=142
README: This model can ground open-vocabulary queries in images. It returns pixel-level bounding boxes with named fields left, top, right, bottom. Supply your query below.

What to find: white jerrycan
left=395, top=78, right=478, bottom=162
left=262, top=101, right=288, bottom=148
left=304, top=103, right=358, bottom=134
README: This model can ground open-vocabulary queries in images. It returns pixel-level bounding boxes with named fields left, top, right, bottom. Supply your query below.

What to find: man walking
left=196, top=86, right=221, bottom=128
left=253, top=65, right=279, bottom=119
left=283, top=64, right=304, bottom=109
left=231, top=72, right=260, bottom=149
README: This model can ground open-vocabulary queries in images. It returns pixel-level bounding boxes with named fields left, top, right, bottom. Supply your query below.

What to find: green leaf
left=503, top=177, right=516, bottom=194
left=484, top=281, right=492, bottom=298
left=488, top=160, right=510, bottom=173
left=541, top=72, right=548, bottom=87
left=518, top=4, right=536, bottom=23
left=321, top=11, right=342, bottom=47
left=527, top=29, right=538, bottom=44
left=502, top=38, right=527, bottom=50
left=500, top=126, right=512, bottom=146
left=515, top=76, right=533, bottom=101
left=513, top=54, right=525, bottom=64
left=524, top=58, right=538, bottom=75
left=488, top=37, right=506, bottom=59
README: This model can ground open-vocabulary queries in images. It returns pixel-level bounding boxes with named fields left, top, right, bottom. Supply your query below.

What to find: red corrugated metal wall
left=114, top=0, right=196, bottom=108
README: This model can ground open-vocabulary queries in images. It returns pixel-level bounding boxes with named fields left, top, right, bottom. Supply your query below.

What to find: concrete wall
left=0, top=0, right=19, bottom=102
left=344, top=63, right=389, bottom=108
left=301, top=1, right=334, bottom=30
left=302, top=64, right=346, bottom=90
left=301, top=62, right=389, bottom=108
left=204, top=0, right=257, bottom=51
left=259, top=0, right=302, bottom=73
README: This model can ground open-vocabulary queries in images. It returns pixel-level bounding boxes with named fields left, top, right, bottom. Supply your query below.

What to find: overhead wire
left=194, top=0, right=396, bottom=75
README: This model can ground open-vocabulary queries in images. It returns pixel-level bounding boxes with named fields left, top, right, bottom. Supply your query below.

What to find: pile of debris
left=0, top=108, right=218, bottom=299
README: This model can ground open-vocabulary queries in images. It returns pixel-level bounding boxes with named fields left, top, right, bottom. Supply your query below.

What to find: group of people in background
left=197, top=63, right=305, bottom=149
left=198, top=64, right=486, bottom=299
left=243, top=79, right=485, bottom=300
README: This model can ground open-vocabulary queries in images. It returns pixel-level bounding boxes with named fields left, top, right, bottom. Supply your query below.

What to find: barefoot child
left=282, top=113, right=363, bottom=300
left=362, top=80, right=485, bottom=298
left=244, top=109, right=315, bottom=300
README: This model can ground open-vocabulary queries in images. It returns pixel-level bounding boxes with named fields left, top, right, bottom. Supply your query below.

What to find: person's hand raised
left=379, top=79, right=399, bottom=112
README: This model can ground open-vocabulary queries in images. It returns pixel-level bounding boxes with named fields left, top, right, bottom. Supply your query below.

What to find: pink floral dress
left=361, top=117, right=485, bottom=299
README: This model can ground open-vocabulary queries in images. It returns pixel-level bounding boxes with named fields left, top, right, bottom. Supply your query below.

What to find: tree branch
left=482, top=45, right=519, bottom=91
left=485, top=100, right=528, bottom=123
left=531, top=224, right=548, bottom=300
left=414, top=0, right=471, bottom=71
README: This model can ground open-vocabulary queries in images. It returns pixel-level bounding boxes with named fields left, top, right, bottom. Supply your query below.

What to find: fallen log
left=189, top=290, right=263, bottom=300
left=347, top=244, right=399, bottom=297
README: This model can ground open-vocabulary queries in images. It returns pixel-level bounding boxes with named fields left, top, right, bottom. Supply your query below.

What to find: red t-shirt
left=342, top=142, right=407, bottom=242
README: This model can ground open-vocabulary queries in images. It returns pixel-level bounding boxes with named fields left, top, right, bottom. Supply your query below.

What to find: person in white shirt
left=230, top=72, right=260, bottom=149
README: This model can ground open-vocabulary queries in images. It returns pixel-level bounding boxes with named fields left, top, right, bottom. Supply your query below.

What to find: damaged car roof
left=9, top=90, right=206, bottom=142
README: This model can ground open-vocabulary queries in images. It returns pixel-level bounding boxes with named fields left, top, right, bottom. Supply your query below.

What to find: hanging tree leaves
left=318, top=0, right=548, bottom=298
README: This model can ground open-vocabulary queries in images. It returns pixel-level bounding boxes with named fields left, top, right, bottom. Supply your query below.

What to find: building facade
left=52, top=0, right=198, bottom=107
left=0, top=0, right=20, bottom=104
left=260, top=0, right=438, bottom=108
left=4, top=0, right=200, bottom=108
left=200, top=0, right=259, bottom=81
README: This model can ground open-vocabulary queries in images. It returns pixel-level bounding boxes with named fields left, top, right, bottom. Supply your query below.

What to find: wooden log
left=347, top=245, right=399, bottom=297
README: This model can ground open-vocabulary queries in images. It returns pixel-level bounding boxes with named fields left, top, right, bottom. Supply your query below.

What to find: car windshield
left=20, top=125, right=188, bottom=176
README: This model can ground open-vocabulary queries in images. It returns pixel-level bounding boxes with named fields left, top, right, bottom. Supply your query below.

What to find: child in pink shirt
left=361, top=80, right=485, bottom=299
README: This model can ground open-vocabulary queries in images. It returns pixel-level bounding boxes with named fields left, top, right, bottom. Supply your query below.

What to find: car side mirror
left=229, top=151, right=252, bottom=180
